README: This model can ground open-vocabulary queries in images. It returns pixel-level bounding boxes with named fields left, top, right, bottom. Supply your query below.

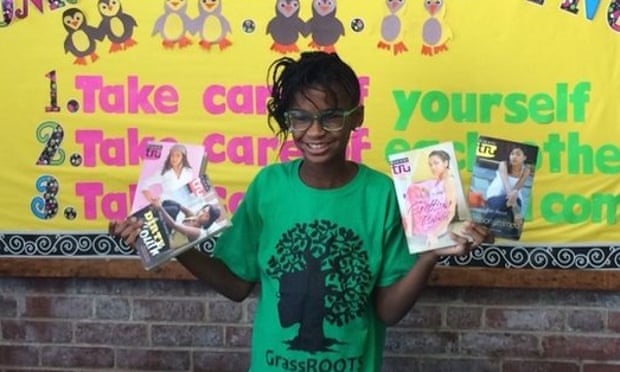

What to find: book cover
left=468, top=136, right=539, bottom=240
left=130, top=141, right=207, bottom=215
left=132, top=174, right=231, bottom=271
left=388, top=142, right=471, bottom=254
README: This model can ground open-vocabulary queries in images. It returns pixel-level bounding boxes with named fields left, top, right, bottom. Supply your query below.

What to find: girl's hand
left=427, top=221, right=493, bottom=258
left=108, top=218, right=143, bottom=247
left=506, top=190, right=519, bottom=207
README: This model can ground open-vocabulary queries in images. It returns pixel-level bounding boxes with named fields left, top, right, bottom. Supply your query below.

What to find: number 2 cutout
left=35, top=121, right=65, bottom=165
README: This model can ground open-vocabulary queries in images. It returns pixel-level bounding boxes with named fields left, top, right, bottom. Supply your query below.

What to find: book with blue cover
left=467, top=136, right=539, bottom=240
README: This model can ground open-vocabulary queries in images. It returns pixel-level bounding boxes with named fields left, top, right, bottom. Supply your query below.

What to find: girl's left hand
left=431, top=221, right=493, bottom=257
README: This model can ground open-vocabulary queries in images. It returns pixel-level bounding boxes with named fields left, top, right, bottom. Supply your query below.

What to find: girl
left=111, top=51, right=491, bottom=372
left=484, top=146, right=530, bottom=234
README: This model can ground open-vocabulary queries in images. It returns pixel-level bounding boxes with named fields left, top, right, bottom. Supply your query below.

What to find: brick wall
left=0, top=277, right=619, bottom=371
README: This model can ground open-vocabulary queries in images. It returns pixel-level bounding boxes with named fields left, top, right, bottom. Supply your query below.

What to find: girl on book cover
left=405, top=149, right=457, bottom=248
left=484, top=146, right=531, bottom=235
left=156, top=200, right=222, bottom=247
left=141, top=144, right=194, bottom=205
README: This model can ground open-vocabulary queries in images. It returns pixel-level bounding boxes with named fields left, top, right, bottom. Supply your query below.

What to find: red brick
left=116, top=349, right=190, bottom=371
left=608, top=311, right=620, bottom=333
left=193, top=351, right=250, bottom=372
left=23, top=296, right=92, bottom=319
left=75, top=322, right=148, bottom=346
left=381, top=357, right=421, bottom=372
left=0, top=345, right=40, bottom=367
left=225, top=325, right=253, bottom=347
left=40, top=346, right=114, bottom=368
left=503, top=360, right=580, bottom=372
left=542, top=336, right=620, bottom=360
left=385, top=330, right=458, bottom=354
left=208, top=300, right=243, bottom=322
left=460, top=332, right=540, bottom=357
left=94, top=297, right=130, bottom=320
left=566, top=309, right=605, bottom=332
left=397, top=305, right=442, bottom=328
left=486, top=308, right=564, bottom=331
left=446, top=306, right=483, bottom=329
left=133, top=299, right=205, bottom=321
left=1, top=320, right=72, bottom=343
left=583, top=363, right=620, bottom=372
left=0, top=296, right=17, bottom=317
left=418, top=358, right=500, bottom=372
left=151, top=324, right=224, bottom=347
left=245, top=298, right=257, bottom=323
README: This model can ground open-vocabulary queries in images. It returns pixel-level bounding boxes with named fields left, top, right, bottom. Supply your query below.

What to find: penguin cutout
left=96, top=0, right=138, bottom=53
left=152, top=0, right=193, bottom=49
left=421, top=0, right=452, bottom=56
left=378, top=0, right=408, bottom=55
left=62, top=8, right=104, bottom=65
left=306, top=0, right=344, bottom=53
left=191, top=0, right=232, bottom=51
left=266, top=0, right=307, bottom=54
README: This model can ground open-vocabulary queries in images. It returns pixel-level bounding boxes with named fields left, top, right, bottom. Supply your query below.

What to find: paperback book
left=468, top=136, right=539, bottom=240
left=132, top=174, right=231, bottom=271
left=388, top=142, right=471, bottom=254
left=130, top=141, right=207, bottom=215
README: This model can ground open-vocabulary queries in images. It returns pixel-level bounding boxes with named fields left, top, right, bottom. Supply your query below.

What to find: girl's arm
left=374, top=222, right=490, bottom=325
left=109, top=219, right=255, bottom=302
left=498, top=161, right=512, bottom=194
left=513, top=165, right=531, bottom=191
left=507, top=165, right=531, bottom=207
left=176, top=249, right=256, bottom=302
left=156, top=206, right=203, bottom=241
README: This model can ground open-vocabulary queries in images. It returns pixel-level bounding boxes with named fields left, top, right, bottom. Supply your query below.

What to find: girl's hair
left=266, top=51, right=361, bottom=144
left=506, top=146, right=526, bottom=174
left=429, top=149, right=451, bottom=168
left=161, top=144, right=192, bottom=175
left=200, top=205, right=221, bottom=229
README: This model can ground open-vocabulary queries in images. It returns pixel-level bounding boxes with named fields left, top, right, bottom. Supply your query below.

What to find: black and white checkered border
left=1, top=234, right=619, bottom=269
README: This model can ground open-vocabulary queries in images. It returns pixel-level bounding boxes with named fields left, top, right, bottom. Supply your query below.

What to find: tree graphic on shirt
left=266, top=219, right=372, bottom=352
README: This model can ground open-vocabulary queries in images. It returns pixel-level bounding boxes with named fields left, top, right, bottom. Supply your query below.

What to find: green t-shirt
left=214, top=159, right=416, bottom=372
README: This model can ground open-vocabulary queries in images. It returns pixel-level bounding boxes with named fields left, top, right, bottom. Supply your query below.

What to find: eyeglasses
left=284, top=106, right=359, bottom=132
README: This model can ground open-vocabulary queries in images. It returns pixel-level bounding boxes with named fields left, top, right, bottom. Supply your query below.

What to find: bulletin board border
left=1, top=233, right=620, bottom=290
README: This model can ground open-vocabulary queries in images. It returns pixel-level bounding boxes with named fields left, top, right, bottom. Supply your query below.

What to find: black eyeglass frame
left=284, top=106, right=360, bottom=132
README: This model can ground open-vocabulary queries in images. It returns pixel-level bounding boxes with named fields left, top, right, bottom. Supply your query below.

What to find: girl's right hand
left=108, top=218, right=143, bottom=247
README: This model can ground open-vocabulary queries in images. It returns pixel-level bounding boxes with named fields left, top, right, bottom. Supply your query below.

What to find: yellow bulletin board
left=1, top=0, right=620, bottom=288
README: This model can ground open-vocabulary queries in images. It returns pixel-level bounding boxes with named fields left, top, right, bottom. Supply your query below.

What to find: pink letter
left=75, top=75, right=103, bottom=113
left=75, top=182, right=103, bottom=219
left=202, top=85, right=226, bottom=114
left=203, top=133, right=226, bottom=163
left=154, top=85, right=179, bottom=114
left=74, top=129, right=103, bottom=167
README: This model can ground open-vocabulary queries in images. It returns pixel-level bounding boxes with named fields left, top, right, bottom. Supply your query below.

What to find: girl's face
left=428, top=155, right=448, bottom=177
left=196, top=206, right=213, bottom=227
left=169, top=150, right=184, bottom=168
left=509, top=148, right=526, bottom=166
left=289, top=88, right=361, bottom=167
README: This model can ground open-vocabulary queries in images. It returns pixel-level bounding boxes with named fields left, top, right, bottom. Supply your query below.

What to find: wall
left=0, top=277, right=619, bottom=372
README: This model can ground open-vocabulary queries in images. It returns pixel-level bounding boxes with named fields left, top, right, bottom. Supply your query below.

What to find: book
left=388, top=142, right=471, bottom=254
left=130, top=141, right=207, bottom=215
left=467, top=136, right=539, bottom=240
left=132, top=174, right=231, bottom=271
